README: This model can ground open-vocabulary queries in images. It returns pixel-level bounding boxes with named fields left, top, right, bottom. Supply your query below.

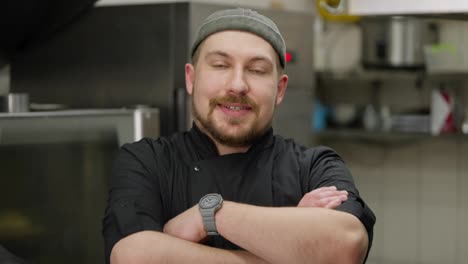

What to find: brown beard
left=192, top=94, right=270, bottom=148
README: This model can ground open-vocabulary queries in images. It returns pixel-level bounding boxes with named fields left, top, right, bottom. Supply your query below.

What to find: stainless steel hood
left=0, top=108, right=159, bottom=146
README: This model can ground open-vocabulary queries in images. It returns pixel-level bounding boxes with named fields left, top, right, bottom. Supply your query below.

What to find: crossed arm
left=110, top=186, right=368, bottom=264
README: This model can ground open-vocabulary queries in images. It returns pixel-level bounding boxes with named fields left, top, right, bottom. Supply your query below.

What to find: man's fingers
left=324, top=199, right=342, bottom=209
left=305, top=186, right=347, bottom=196
left=316, top=190, right=348, bottom=199
left=321, top=186, right=337, bottom=191
left=311, top=186, right=337, bottom=194
left=319, top=195, right=346, bottom=204
left=298, top=186, right=349, bottom=208
left=303, top=189, right=348, bottom=201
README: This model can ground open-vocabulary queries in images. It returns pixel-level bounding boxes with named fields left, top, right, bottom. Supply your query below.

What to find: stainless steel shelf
left=0, top=108, right=160, bottom=146
left=315, top=129, right=466, bottom=142
left=317, top=70, right=468, bottom=83
left=344, top=0, right=468, bottom=18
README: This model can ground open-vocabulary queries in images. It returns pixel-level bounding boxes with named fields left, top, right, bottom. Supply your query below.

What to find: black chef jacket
left=102, top=125, right=376, bottom=263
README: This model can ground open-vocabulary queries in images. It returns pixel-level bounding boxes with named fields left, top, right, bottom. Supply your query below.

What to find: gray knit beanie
left=191, top=8, right=286, bottom=68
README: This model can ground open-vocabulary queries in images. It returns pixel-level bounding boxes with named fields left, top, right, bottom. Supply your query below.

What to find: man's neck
left=215, top=143, right=250, bottom=156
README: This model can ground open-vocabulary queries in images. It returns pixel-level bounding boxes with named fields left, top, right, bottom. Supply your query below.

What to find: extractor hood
left=342, top=0, right=468, bottom=18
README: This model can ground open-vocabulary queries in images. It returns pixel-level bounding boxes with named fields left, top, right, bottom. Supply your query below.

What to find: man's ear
left=275, top=74, right=288, bottom=105
left=185, top=63, right=195, bottom=95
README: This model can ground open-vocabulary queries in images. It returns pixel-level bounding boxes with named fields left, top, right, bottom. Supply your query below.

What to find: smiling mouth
left=209, top=95, right=259, bottom=115
left=221, top=104, right=252, bottom=111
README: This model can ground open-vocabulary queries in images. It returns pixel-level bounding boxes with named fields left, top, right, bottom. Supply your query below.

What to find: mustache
left=209, top=95, right=259, bottom=112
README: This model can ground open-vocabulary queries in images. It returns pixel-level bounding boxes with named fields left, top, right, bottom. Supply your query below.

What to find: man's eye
left=213, top=64, right=228, bottom=69
left=249, top=68, right=266, bottom=74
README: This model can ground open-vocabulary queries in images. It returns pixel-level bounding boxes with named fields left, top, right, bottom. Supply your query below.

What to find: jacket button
left=194, top=166, right=200, bottom=172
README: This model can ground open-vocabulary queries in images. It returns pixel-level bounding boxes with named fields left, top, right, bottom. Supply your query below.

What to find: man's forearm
left=216, top=202, right=368, bottom=264
left=110, top=230, right=269, bottom=264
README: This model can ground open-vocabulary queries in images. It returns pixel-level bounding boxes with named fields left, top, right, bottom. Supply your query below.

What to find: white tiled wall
left=316, top=66, right=467, bottom=264
left=457, top=139, right=468, bottom=263
left=382, top=144, right=422, bottom=263
left=321, top=134, right=468, bottom=264
left=419, top=139, right=459, bottom=263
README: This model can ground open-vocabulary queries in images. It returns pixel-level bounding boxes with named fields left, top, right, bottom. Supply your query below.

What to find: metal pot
left=361, top=16, right=437, bottom=70
left=0, top=93, right=29, bottom=112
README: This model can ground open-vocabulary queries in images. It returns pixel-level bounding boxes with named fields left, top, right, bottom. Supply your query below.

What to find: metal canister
left=1, top=93, right=29, bottom=112
left=361, top=16, right=437, bottom=70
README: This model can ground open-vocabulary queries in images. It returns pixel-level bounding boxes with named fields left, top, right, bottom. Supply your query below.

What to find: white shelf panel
left=346, top=0, right=468, bottom=16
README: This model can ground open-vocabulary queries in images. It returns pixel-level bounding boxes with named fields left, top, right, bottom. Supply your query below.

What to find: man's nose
left=228, top=67, right=249, bottom=94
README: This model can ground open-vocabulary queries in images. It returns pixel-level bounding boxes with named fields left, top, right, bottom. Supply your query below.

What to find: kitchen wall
left=317, top=19, right=468, bottom=264
left=321, top=133, right=468, bottom=264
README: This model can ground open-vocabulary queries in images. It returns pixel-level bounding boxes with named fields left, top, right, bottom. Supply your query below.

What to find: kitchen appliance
left=2, top=2, right=314, bottom=263
left=361, top=16, right=437, bottom=69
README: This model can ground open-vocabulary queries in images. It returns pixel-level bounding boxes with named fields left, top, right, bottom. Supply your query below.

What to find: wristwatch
left=199, top=193, right=223, bottom=236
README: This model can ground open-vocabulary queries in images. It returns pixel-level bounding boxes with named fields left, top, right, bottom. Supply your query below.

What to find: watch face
left=200, top=194, right=221, bottom=209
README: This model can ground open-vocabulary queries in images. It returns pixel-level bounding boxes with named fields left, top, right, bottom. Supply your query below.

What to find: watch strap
left=200, top=209, right=218, bottom=235
left=199, top=193, right=223, bottom=236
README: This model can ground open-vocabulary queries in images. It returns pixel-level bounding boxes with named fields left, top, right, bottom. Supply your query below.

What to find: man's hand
left=163, top=204, right=207, bottom=243
left=297, top=186, right=348, bottom=208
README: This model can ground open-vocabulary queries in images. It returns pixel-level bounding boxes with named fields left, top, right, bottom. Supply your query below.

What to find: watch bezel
left=199, top=193, right=223, bottom=209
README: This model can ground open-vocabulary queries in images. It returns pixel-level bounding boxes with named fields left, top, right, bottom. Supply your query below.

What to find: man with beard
left=103, top=8, right=375, bottom=264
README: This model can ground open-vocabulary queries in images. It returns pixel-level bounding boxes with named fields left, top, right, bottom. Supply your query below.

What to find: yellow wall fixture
left=317, top=0, right=360, bottom=23
left=324, top=0, right=341, bottom=8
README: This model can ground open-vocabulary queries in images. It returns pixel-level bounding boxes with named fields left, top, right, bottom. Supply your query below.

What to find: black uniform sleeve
left=304, top=146, right=376, bottom=262
left=102, top=138, right=167, bottom=264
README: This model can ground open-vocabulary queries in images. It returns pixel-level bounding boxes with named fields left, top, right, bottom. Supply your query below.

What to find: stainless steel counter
left=0, top=108, right=160, bottom=145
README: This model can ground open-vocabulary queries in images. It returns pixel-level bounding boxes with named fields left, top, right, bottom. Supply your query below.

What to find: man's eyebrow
left=204, top=51, right=274, bottom=67
left=249, top=56, right=274, bottom=65
left=204, top=50, right=230, bottom=59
